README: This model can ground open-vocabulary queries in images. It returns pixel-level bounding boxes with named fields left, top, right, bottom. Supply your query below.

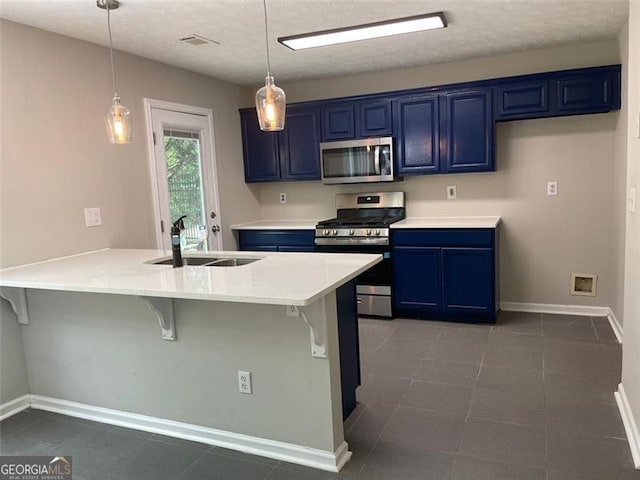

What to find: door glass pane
left=164, top=129, right=207, bottom=251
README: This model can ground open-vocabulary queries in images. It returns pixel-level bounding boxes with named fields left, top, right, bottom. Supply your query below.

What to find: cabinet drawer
left=392, top=229, right=494, bottom=248
left=238, top=230, right=315, bottom=248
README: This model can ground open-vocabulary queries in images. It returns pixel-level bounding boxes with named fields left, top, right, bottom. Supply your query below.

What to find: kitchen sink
left=147, top=256, right=261, bottom=267
left=207, top=258, right=259, bottom=267
left=149, top=256, right=221, bottom=266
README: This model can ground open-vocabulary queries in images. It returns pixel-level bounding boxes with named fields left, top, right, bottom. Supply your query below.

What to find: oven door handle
left=374, top=146, right=381, bottom=174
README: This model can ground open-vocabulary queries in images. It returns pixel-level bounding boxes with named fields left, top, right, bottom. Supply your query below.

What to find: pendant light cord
left=106, top=2, right=118, bottom=97
left=262, top=0, right=271, bottom=77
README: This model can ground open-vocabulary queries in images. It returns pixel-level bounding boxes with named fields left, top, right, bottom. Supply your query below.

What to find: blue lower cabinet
left=442, top=248, right=494, bottom=314
left=392, top=229, right=497, bottom=323
left=277, top=246, right=315, bottom=252
left=393, top=247, right=442, bottom=311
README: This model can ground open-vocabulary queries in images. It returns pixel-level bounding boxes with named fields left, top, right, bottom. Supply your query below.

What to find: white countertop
left=0, top=249, right=381, bottom=306
left=392, top=216, right=502, bottom=229
left=231, top=220, right=319, bottom=230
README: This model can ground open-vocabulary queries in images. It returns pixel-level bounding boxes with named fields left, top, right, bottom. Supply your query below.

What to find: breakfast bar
left=0, top=248, right=381, bottom=472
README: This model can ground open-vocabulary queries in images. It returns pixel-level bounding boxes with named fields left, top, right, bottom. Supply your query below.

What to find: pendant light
left=97, top=0, right=131, bottom=144
left=255, top=0, right=286, bottom=131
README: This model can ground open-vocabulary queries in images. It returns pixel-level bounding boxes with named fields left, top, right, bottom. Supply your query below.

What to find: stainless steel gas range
left=315, top=192, right=405, bottom=318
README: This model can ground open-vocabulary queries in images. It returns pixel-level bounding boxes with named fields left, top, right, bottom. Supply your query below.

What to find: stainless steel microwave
left=320, top=137, right=395, bottom=184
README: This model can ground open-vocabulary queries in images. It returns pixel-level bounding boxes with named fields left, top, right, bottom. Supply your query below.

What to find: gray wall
left=257, top=40, right=622, bottom=309
left=0, top=19, right=259, bottom=270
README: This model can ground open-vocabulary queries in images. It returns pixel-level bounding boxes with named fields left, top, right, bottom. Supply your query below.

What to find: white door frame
left=143, top=98, right=223, bottom=250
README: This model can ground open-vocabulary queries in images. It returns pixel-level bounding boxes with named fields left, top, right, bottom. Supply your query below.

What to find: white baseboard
left=29, top=395, right=349, bottom=473
left=0, top=394, right=30, bottom=421
left=615, top=383, right=640, bottom=469
left=607, top=309, right=624, bottom=344
left=500, top=301, right=610, bottom=317
left=499, top=302, right=623, bottom=344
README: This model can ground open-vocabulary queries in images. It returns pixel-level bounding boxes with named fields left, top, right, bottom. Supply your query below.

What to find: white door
left=145, top=100, right=222, bottom=251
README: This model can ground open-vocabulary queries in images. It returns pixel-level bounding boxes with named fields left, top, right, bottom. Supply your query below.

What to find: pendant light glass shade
left=106, top=96, right=132, bottom=144
left=99, top=0, right=131, bottom=144
left=255, top=0, right=285, bottom=131
left=256, top=76, right=286, bottom=131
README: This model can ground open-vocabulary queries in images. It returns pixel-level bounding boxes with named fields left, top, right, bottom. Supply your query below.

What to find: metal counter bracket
left=0, top=287, right=29, bottom=325
left=138, top=296, right=176, bottom=341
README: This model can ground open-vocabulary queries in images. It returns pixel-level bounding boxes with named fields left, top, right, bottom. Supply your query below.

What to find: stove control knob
left=323, top=229, right=329, bottom=236
left=375, top=229, right=381, bottom=236
left=349, top=229, right=354, bottom=235
left=332, top=229, right=338, bottom=236
left=366, top=229, right=372, bottom=236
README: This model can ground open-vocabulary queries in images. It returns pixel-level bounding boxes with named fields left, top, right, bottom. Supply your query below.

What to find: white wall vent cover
left=179, top=35, right=220, bottom=46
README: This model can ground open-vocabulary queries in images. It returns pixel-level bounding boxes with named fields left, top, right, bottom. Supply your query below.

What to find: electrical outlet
left=286, top=305, right=300, bottom=317
left=446, top=185, right=457, bottom=200
left=279, top=193, right=287, bottom=204
left=238, top=371, right=252, bottom=394
left=547, top=181, right=558, bottom=196
left=84, top=207, right=102, bottom=227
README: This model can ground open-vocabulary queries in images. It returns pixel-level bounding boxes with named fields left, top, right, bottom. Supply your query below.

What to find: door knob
left=211, top=225, right=221, bottom=233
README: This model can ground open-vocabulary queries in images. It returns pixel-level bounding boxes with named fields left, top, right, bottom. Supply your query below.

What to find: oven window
left=322, top=146, right=377, bottom=178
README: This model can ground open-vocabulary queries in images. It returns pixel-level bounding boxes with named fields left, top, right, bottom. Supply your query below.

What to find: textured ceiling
left=0, top=0, right=629, bottom=86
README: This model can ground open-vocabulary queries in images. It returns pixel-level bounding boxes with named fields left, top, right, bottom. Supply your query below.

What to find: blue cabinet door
left=442, top=248, right=494, bottom=314
left=392, top=246, right=442, bottom=312
left=394, top=94, right=440, bottom=175
left=321, top=103, right=355, bottom=140
left=280, top=106, right=321, bottom=181
left=495, top=81, right=549, bottom=120
left=556, top=72, right=614, bottom=113
left=441, top=90, right=494, bottom=173
left=358, top=99, right=393, bottom=137
left=240, top=110, right=280, bottom=182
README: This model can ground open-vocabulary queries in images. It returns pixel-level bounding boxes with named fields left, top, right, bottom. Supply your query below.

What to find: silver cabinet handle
left=357, top=298, right=363, bottom=304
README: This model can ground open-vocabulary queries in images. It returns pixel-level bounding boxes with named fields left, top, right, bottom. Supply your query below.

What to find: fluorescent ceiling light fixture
left=278, top=12, right=447, bottom=50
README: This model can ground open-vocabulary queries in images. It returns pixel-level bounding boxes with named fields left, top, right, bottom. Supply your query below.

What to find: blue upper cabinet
left=240, top=109, right=280, bottom=182
left=556, top=71, right=615, bottom=113
left=321, top=103, right=355, bottom=140
left=394, top=94, right=440, bottom=175
left=495, top=81, right=549, bottom=120
left=279, top=106, right=321, bottom=181
left=358, top=99, right=393, bottom=137
left=241, top=106, right=321, bottom=182
left=322, top=98, right=393, bottom=140
left=494, top=65, right=620, bottom=121
left=441, top=89, right=494, bottom=174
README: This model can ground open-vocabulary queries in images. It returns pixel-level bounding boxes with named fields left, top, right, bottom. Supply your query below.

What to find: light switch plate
left=446, top=185, right=457, bottom=200
left=84, top=207, right=102, bottom=227
left=547, top=181, right=558, bottom=196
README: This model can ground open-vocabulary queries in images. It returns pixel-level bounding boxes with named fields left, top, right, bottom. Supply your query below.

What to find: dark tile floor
left=1, top=312, right=638, bottom=479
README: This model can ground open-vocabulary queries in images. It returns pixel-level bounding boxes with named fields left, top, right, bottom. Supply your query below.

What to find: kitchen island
left=0, top=248, right=381, bottom=472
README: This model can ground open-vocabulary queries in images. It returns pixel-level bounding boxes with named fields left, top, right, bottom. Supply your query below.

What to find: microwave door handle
left=374, top=146, right=380, bottom=174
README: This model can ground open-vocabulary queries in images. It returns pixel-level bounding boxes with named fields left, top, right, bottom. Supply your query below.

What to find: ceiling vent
left=179, top=35, right=220, bottom=46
